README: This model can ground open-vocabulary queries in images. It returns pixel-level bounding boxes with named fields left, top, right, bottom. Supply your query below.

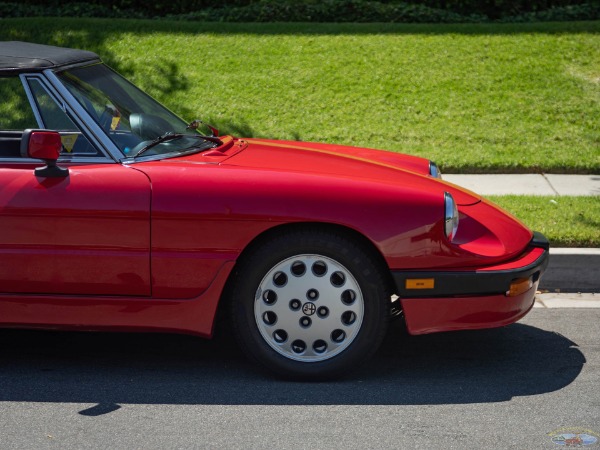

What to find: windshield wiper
left=133, top=132, right=223, bottom=158
left=133, top=133, right=184, bottom=158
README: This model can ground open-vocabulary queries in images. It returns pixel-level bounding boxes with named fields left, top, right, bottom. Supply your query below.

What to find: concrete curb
left=534, top=293, right=600, bottom=308
left=539, top=248, right=600, bottom=293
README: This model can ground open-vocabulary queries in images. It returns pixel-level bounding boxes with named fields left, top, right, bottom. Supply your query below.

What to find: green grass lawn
left=1, top=19, right=599, bottom=173
left=488, top=196, right=600, bottom=247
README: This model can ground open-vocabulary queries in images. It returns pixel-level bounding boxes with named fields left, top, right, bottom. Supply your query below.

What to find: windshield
left=56, top=63, right=214, bottom=158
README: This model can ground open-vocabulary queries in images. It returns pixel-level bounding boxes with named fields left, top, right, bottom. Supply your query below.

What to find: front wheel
left=229, top=230, right=389, bottom=380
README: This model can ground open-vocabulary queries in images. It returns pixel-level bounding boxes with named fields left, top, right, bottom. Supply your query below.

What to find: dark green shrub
left=1, top=0, right=598, bottom=22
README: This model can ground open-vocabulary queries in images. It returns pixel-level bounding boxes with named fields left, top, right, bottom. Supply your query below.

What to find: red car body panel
left=401, top=283, right=538, bottom=335
left=0, top=137, right=541, bottom=338
left=148, top=138, right=532, bottom=269
left=0, top=162, right=151, bottom=296
left=228, top=138, right=482, bottom=206
left=0, top=262, right=234, bottom=338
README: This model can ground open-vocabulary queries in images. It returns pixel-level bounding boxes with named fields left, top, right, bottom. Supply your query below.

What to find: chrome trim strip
left=429, top=161, right=441, bottom=179
left=43, top=68, right=124, bottom=162
left=444, top=191, right=459, bottom=242
left=120, top=146, right=216, bottom=164
left=0, top=158, right=114, bottom=165
left=56, top=157, right=115, bottom=165
left=19, top=74, right=44, bottom=127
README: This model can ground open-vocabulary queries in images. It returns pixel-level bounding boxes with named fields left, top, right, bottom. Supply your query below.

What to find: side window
left=28, top=79, right=77, bottom=131
left=26, top=78, right=100, bottom=157
left=0, top=77, right=38, bottom=158
left=0, top=77, right=38, bottom=130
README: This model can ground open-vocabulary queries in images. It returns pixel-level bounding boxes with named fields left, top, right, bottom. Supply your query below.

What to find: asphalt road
left=0, top=309, right=598, bottom=449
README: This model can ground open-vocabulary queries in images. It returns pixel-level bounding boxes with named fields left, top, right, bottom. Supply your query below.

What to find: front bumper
left=393, top=232, right=549, bottom=335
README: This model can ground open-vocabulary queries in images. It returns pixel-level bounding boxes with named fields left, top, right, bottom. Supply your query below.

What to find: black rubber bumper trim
left=531, top=230, right=550, bottom=250
left=392, top=232, right=550, bottom=298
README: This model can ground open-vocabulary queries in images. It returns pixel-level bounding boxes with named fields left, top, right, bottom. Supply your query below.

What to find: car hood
left=212, top=138, right=481, bottom=206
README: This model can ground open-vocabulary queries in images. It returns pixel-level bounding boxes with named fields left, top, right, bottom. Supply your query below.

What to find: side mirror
left=20, top=129, right=69, bottom=178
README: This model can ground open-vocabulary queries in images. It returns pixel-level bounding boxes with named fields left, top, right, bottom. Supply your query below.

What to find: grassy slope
left=1, top=19, right=598, bottom=246
left=1, top=19, right=598, bottom=173
left=489, top=196, right=600, bottom=247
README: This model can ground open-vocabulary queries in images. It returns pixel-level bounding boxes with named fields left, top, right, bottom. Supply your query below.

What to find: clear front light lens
left=429, top=161, right=442, bottom=179
left=444, top=192, right=459, bottom=242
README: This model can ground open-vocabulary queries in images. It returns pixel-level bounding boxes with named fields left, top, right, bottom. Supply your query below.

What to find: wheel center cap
left=302, top=302, right=316, bottom=316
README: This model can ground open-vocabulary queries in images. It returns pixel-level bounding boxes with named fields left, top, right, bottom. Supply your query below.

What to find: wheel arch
left=241, top=222, right=389, bottom=269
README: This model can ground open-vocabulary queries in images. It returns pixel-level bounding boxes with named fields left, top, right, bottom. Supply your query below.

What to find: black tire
left=229, top=229, right=389, bottom=380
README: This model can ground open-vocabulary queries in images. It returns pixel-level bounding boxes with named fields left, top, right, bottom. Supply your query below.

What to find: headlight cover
left=444, top=192, right=459, bottom=242
left=429, top=161, right=442, bottom=179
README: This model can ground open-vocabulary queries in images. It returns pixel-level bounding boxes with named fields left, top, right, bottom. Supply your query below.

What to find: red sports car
left=0, top=42, right=548, bottom=379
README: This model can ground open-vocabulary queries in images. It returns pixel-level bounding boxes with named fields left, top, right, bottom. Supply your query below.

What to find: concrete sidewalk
left=534, top=292, right=600, bottom=308
left=444, top=174, right=599, bottom=196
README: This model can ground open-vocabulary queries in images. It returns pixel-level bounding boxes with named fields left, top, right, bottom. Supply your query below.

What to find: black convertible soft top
left=0, top=41, right=100, bottom=75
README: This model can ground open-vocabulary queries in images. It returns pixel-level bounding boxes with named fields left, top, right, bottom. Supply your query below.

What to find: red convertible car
left=0, top=42, right=548, bottom=379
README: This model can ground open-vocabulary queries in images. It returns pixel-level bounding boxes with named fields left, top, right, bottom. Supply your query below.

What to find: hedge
left=1, top=0, right=599, bottom=22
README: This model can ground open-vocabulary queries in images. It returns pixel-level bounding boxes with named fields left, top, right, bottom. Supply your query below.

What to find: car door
left=0, top=75, right=151, bottom=297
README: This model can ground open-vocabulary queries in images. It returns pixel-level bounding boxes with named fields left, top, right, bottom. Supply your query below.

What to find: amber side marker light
left=405, top=278, right=435, bottom=289
left=507, top=277, right=533, bottom=297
